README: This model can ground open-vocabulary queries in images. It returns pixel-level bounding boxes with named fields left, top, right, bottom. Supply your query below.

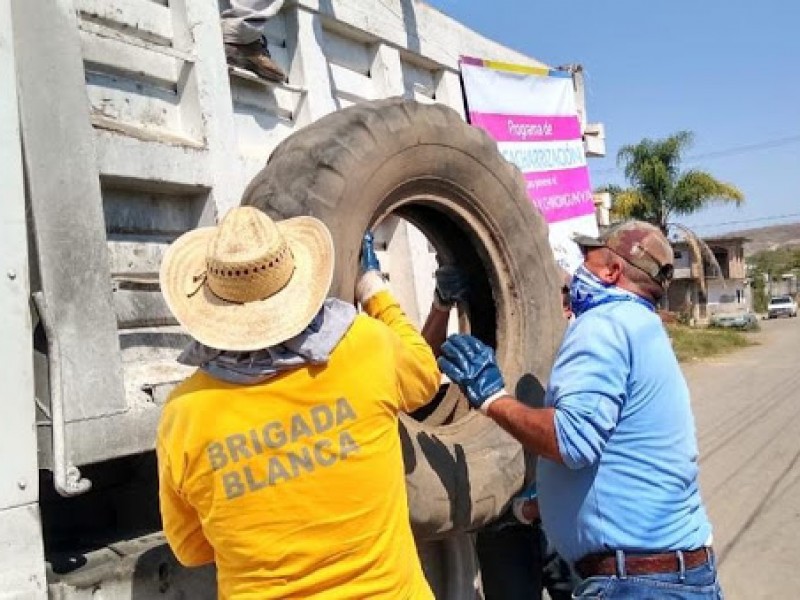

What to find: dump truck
left=1, top=1, right=603, bottom=597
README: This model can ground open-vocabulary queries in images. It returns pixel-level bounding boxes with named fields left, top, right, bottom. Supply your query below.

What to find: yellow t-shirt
left=157, top=291, right=439, bottom=599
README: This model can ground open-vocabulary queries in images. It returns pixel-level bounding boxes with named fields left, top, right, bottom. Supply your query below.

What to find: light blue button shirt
left=538, top=300, right=712, bottom=563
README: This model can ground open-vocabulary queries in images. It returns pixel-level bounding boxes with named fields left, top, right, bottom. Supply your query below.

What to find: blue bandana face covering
left=569, top=264, right=654, bottom=317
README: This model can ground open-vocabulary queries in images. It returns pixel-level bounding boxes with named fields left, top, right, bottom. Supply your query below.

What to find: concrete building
left=668, top=235, right=750, bottom=321
left=762, top=273, right=800, bottom=298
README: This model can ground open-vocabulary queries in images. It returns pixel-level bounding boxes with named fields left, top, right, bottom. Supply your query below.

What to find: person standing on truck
left=423, top=265, right=576, bottom=600
left=221, top=0, right=287, bottom=83
left=437, top=220, right=723, bottom=599
left=156, top=206, right=440, bottom=599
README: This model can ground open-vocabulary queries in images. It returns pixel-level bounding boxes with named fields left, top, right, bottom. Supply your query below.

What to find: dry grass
left=666, top=324, right=755, bottom=362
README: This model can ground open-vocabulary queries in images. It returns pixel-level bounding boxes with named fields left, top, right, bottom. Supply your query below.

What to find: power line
left=592, top=134, right=800, bottom=176
left=694, top=135, right=800, bottom=161
left=688, top=211, right=800, bottom=231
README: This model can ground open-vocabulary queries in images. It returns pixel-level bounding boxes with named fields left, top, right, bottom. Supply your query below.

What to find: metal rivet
left=7, top=270, right=16, bottom=280
left=17, top=479, right=27, bottom=490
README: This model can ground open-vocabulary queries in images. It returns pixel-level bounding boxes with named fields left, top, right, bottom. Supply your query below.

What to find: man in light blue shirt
left=439, top=221, right=723, bottom=599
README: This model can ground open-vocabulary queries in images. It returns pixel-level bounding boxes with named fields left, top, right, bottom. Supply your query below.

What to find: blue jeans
left=573, top=550, right=724, bottom=599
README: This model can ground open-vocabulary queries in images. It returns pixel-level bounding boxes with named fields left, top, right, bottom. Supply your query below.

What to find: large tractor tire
left=242, top=98, right=565, bottom=538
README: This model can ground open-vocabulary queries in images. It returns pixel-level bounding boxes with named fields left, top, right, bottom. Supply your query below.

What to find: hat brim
left=160, top=216, right=334, bottom=352
left=571, top=233, right=605, bottom=249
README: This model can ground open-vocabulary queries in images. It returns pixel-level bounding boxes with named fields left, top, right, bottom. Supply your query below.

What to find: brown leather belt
left=576, top=547, right=712, bottom=578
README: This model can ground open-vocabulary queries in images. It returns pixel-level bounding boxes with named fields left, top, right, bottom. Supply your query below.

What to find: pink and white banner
left=461, top=57, right=597, bottom=272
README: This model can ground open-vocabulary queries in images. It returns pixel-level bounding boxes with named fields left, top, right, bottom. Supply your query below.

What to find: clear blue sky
left=426, top=0, right=800, bottom=236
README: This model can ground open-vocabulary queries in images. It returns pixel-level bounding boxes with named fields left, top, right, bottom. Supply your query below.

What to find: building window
left=674, top=250, right=683, bottom=259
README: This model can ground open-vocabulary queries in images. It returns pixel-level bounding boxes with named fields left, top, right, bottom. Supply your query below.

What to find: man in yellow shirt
left=157, top=206, right=440, bottom=599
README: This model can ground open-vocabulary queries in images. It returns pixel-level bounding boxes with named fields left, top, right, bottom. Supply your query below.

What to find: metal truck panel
left=0, top=4, right=47, bottom=593
left=13, top=0, right=127, bottom=428
left=12, top=0, right=560, bottom=469
left=4, top=1, right=605, bottom=597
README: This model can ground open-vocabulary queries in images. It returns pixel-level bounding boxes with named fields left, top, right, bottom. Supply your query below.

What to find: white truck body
left=2, top=1, right=602, bottom=596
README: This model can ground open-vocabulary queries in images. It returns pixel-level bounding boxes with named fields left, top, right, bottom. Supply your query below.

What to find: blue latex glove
left=485, top=483, right=539, bottom=531
left=437, top=334, right=506, bottom=411
left=356, top=232, right=387, bottom=304
left=360, top=232, right=381, bottom=273
left=435, top=265, right=470, bottom=306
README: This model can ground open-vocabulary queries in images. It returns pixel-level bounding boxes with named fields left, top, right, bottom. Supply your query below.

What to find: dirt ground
left=683, top=316, right=800, bottom=599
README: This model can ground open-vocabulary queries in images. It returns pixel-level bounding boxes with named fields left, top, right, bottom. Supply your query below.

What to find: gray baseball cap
left=573, top=221, right=674, bottom=286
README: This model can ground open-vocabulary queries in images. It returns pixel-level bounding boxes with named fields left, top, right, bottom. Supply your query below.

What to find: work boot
left=225, top=37, right=286, bottom=84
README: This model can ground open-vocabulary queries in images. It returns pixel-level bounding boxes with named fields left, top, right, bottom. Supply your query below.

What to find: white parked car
left=767, top=295, right=798, bottom=318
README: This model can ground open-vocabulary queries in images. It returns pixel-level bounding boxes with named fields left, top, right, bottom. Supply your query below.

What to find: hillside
left=720, top=222, right=800, bottom=256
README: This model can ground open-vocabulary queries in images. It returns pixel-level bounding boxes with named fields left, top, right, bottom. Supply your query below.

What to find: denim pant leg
left=476, top=525, right=544, bottom=600
left=573, top=551, right=724, bottom=599
left=220, top=0, right=285, bottom=45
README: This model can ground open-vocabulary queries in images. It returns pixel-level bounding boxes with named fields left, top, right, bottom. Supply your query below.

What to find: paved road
left=683, top=316, right=800, bottom=599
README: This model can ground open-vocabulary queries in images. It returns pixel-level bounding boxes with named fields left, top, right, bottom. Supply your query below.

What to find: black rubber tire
left=242, top=98, right=565, bottom=538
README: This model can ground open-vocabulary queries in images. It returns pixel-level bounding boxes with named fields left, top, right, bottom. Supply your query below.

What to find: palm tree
left=604, top=131, right=744, bottom=232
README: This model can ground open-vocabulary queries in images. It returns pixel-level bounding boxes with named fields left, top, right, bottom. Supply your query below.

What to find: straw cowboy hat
left=159, top=206, right=334, bottom=351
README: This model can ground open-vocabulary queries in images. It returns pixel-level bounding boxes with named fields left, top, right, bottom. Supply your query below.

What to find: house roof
left=703, top=235, right=751, bottom=243
left=672, top=235, right=750, bottom=248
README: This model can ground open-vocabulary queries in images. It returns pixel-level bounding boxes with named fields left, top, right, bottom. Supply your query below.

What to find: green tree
left=751, top=271, right=769, bottom=313
left=747, top=247, right=800, bottom=310
left=604, top=131, right=744, bottom=232
left=748, top=247, right=800, bottom=277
